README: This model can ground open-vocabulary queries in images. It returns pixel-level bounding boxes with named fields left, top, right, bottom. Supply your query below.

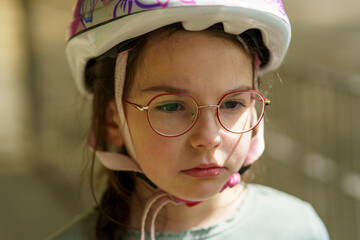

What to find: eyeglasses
left=125, top=90, right=271, bottom=137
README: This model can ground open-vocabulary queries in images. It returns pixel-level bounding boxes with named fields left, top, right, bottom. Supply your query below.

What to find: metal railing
left=257, top=55, right=360, bottom=240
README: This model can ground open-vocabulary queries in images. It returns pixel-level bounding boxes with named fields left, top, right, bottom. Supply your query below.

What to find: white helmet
left=66, top=0, right=291, bottom=97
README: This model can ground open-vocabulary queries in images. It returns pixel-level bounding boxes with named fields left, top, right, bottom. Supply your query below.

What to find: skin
left=107, top=30, right=254, bottom=232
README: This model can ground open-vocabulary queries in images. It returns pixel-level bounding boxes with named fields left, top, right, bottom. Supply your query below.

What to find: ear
left=104, top=101, right=124, bottom=147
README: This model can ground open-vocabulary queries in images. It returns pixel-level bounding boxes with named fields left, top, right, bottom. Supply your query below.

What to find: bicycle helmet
left=66, top=0, right=291, bottom=97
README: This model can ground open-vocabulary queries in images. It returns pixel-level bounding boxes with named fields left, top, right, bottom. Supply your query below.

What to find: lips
left=181, top=166, right=225, bottom=178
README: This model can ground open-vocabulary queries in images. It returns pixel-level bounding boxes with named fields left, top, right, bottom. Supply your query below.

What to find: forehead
left=131, top=29, right=253, bottom=98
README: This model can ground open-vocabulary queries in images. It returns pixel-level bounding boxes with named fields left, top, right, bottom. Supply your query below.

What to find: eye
left=220, top=100, right=245, bottom=110
left=155, top=102, right=185, bottom=113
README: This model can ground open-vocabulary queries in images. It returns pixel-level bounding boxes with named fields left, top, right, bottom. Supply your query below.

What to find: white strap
left=140, top=190, right=172, bottom=240
left=96, top=151, right=142, bottom=172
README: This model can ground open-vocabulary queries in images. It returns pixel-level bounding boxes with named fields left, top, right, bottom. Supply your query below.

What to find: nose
left=189, top=107, right=222, bottom=150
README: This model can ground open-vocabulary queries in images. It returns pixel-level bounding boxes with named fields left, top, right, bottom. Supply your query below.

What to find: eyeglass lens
left=147, top=92, right=264, bottom=136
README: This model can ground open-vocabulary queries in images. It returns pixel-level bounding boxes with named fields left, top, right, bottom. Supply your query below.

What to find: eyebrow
left=141, top=84, right=253, bottom=94
left=141, top=85, right=190, bottom=94
left=229, top=85, right=253, bottom=91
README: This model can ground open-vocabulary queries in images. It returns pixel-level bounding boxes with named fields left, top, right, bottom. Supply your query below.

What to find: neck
left=128, top=179, right=247, bottom=233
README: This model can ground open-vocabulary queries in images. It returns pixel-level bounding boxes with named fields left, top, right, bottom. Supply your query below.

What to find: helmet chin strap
left=88, top=49, right=265, bottom=239
left=88, top=131, right=241, bottom=240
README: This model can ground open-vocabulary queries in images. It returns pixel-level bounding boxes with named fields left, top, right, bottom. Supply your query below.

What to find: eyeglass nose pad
left=191, top=113, right=197, bottom=120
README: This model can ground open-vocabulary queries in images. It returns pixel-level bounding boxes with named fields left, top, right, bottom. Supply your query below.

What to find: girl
left=52, top=0, right=329, bottom=239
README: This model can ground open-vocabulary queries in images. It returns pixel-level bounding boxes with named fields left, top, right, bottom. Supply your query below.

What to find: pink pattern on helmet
left=276, top=0, right=286, bottom=16
left=69, top=0, right=86, bottom=38
left=157, top=0, right=170, bottom=8
left=68, top=0, right=287, bottom=40
left=180, top=0, right=196, bottom=3
left=263, top=0, right=286, bottom=16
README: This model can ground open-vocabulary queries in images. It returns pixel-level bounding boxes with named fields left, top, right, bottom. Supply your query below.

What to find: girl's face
left=124, top=30, right=253, bottom=201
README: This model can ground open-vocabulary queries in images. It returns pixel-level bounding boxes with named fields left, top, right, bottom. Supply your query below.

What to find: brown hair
left=85, top=25, right=268, bottom=239
left=85, top=36, right=148, bottom=239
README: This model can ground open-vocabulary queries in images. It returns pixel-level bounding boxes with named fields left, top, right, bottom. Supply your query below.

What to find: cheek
left=126, top=106, right=184, bottom=172
left=131, top=128, right=184, bottom=172
left=220, top=132, right=252, bottom=167
left=137, top=136, right=179, bottom=161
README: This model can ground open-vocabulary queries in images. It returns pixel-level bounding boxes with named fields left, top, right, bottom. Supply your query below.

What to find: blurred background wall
left=0, top=0, right=359, bottom=239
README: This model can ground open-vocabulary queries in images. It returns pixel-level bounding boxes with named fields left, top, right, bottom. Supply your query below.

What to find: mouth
left=181, top=166, right=226, bottom=178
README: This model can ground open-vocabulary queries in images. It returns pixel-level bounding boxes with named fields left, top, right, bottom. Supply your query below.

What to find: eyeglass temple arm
left=124, top=100, right=149, bottom=111
left=253, top=97, right=271, bottom=106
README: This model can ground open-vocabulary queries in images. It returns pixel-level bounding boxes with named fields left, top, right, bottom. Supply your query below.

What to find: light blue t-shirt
left=49, top=184, right=330, bottom=240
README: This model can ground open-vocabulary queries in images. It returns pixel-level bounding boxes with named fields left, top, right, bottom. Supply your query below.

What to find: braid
left=95, top=171, right=135, bottom=240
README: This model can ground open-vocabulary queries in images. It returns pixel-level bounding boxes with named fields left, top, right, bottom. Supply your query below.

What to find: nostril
left=193, top=134, right=222, bottom=150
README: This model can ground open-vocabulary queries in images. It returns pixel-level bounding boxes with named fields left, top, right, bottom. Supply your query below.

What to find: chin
left=174, top=179, right=227, bottom=202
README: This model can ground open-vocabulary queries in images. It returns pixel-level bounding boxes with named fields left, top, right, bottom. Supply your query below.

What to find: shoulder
left=246, top=183, right=311, bottom=208
left=236, top=184, right=330, bottom=239
left=46, top=208, right=98, bottom=240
